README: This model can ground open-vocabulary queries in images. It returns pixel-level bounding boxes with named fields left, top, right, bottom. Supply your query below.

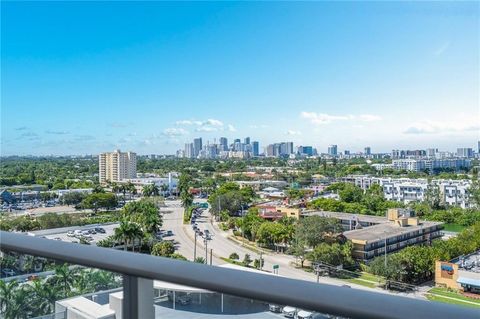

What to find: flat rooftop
left=304, top=210, right=390, bottom=225
left=452, top=250, right=480, bottom=273
left=343, top=220, right=442, bottom=243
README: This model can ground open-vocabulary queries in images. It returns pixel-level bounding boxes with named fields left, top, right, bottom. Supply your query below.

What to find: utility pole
left=194, top=231, right=197, bottom=260
left=241, top=203, right=245, bottom=246
left=204, top=236, right=208, bottom=264
left=259, top=252, right=263, bottom=270
left=210, top=249, right=213, bottom=265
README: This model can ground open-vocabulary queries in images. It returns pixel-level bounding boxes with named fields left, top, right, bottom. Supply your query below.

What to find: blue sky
left=1, top=1, right=479, bottom=155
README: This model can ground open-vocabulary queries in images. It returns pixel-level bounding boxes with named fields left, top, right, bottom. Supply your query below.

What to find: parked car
left=164, top=230, right=174, bottom=237
left=81, top=230, right=90, bottom=236
left=297, top=310, right=314, bottom=319
left=282, top=306, right=297, bottom=318
left=53, top=237, right=62, bottom=241
left=95, top=227, right=106, bottom=233
left=269, top=304, right=283, bottom=313
left=198, top=231, right=204, bottom=237
left=67, top=231, right=75, bottom=237
left=74, top=230, right=82, bottom=236
left=88, top=229, right=97, bottom=234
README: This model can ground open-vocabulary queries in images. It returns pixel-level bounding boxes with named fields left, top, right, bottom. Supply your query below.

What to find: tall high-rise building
left=457, top=148, right=473, bottom=158
left=252, top=141, right=259, bottom=156
left=286, top=142, right=294, bottom=155
left=184, top=143, right=195, bottom=158
left=219, top=137, right=228, bottom=151
left=328, top=145, right=338, bottom=156
left=364, top=147, right=371, bottom=155
left=244, top=137, right=251, bottom=145
left=193, top=138, right=203, bottom=157
left=99, top=150, right=136, bottom=184
left=298, top=146, right=313, bottom=156
left=427, top=148, right=438, bottom=158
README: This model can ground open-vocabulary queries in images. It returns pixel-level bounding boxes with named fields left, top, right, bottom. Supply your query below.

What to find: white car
left=74, top=230, right=82, bottom=236
left=67, top=231, right=74, bottom=237
left=297, top=310, right=313, bottom=319
left=282, top=306, right=297, bottom=318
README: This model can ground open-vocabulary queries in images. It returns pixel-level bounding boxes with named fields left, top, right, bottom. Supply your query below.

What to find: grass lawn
left=427, top=288, right=480, bottom=309
left=220, top=257, right=246, bottom=267
left=340, top=272, right=384, bottom=288
left=343, top=278, right=377, bottom=288
left=358, top=272, right=384, bottom=282
left=443, top=223, right=467, bottom=232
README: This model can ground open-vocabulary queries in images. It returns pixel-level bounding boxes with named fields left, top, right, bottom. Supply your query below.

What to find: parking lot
left=34, top=223, right=118, bottom=245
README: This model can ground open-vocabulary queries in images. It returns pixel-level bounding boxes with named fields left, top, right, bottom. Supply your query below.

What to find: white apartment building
left=99, top=150, right=137, bottom=184
left=342, top=175, right=473, bottom=208
left=392, top=158, right=471, bottom=172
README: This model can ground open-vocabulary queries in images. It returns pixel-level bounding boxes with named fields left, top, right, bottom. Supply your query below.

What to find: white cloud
left=301, top=112, right=382, bottom=125
left=175, top=120, right=202, bottom=126
left=175, top=118, right=235, bottom=133
left=162, top=128, right=189, bottom=137
left=286, top=130, right=302, bottom=136
left=204, top=119, right=223, bottom=126
left=195, top=127, right=218, bottom=132
left=358, top=114, right=382, bottom=122
left=45, top=130, right=70, bottom=135
left=300, top=112, right=353, bottom=124
left=404, top=120, right=480, bottom=135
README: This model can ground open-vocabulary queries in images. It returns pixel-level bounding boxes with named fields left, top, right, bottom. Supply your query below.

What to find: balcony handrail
left=1, top=231, right=477, bottom=319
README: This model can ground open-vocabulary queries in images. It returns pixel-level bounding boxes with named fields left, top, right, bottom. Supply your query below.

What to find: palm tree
left=89, top=270, right=118, bottom=291
left=49, top=264, right=79, bottom=298
left=160, top=184, right=169, bottom=196
left=0, top=280, right=19, bottom=315
left=114, top=221, right=132, bottom=251
left=141, top=203, right=162, bottom=235
left=151, top=184, right=160, bottom=197
left=180, top=190, right=194, bottom=208
left=26, top=279, right=59, bottom=316
left=5, top=286, right=32, bottom=319
left=142, top=184, right=152, bottom=197
left=142, top=183, right=159, bottom=197
left=129, top=222, right=143, bottom=252
left=72, top=269, right=93, bottom=295
left=126, top=182, right=136, bottom=200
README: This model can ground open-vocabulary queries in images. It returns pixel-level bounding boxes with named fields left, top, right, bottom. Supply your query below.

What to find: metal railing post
left=123, top=275, right=154, bottom=319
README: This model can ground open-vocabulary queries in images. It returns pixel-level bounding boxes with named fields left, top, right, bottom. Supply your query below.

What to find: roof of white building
left=57, top=296, right=115, bottom=318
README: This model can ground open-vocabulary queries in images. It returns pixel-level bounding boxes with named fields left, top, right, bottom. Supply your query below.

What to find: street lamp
left=203, top=234, right=212, bottom=264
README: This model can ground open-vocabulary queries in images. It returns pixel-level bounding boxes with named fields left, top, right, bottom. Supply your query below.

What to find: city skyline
left=2, top=1, right=479, bottom=155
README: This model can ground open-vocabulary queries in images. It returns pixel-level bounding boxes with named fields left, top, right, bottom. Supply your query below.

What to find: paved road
left=161, top=200, right=429, bottom=300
